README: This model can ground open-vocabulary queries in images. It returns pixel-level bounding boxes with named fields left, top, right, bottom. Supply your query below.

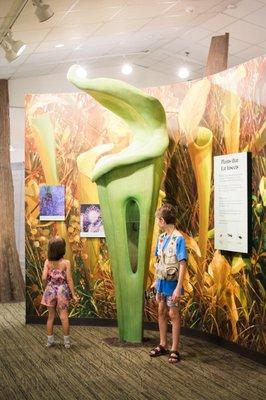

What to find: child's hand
left=172, top=287, right=182, bottom=303
left=150, top=281, right=156, bottom=289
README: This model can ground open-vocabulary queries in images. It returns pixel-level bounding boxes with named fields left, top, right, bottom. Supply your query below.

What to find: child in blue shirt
left=150, top=203, right=187, bottom=363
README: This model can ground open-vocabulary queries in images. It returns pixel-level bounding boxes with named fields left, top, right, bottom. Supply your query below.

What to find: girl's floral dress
left=41, top=267, right=71, bottom=310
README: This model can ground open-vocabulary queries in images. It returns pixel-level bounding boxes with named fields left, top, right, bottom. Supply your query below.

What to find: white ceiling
left=0, top=0, right=266, bottom=82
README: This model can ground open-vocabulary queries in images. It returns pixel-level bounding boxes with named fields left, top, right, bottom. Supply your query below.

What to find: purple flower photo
left=39, top=185, right=65, bottom=221
left=80, top=204, right=105, bottom=238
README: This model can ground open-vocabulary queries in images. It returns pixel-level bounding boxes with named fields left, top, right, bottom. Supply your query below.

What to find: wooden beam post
left=0, top=79, right=25, bottom=301
left=205, top=32, right=229, bottom=76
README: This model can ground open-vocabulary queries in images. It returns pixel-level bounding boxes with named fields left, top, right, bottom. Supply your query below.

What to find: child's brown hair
left=156, top=203, right=177, bottom=225
left=48, top=236, right=66, bottom=261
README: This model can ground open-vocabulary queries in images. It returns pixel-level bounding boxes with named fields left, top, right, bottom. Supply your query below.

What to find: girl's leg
left=157, top=294, right=168, bottom=348
left=169, top=306, right=181, bottom=351
left=59, top=309, right=70, bottom=336
left=46, top=306, right=56, bottom=347
left=59, top=309, right=71, bottom=348
left=47, top=306, right=56, bottom=335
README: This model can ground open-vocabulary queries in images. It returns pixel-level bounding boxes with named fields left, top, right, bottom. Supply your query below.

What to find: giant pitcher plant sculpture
left=67, top=65, right=169, bottom=342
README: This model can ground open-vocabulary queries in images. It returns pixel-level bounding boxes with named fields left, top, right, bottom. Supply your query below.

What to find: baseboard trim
left=26, top=315, right=117, bottom=327
left=26, top=316, right=266, bottom=365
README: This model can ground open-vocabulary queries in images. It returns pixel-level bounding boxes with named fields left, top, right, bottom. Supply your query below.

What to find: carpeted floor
left=0, top=302, right=265, bottom=400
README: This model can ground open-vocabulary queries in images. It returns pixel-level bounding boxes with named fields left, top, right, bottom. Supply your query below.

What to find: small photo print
left=80, top=204, right=105, bottom=238
left=39, top=185, right=65, bottom=221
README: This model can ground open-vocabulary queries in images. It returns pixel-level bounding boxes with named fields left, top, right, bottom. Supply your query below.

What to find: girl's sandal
left=168, top=351, right=181, bottom=363
left=150, top=344, right=169, bottom=357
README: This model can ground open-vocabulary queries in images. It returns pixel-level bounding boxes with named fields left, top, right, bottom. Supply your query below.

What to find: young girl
left=41, top=236, right=79, bottom=348
left=149, top=203, right=187, bottom=363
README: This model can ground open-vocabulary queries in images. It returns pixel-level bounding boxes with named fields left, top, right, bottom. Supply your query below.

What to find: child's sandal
left=168, top=351, right=181, bottom=363
left=149, top=344, right=168, bottom=357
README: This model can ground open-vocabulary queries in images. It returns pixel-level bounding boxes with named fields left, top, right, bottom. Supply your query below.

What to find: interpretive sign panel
left=214, top=152, right=252, bottom=253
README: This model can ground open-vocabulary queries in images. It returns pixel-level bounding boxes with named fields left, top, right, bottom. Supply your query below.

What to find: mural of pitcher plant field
left=25, top=56, right=266, bottom=353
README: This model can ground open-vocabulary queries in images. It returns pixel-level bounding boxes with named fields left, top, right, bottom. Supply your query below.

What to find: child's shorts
left=156, top=292, right=182, bottom=308
left=156, top=288, right=184, bottom=307
left=41, top=283, right=71, bottom=310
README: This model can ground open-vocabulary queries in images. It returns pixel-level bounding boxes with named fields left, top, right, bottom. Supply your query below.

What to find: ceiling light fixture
left=226, top=4, right=237, bottom=9
left=1, top=31, right=27, bottom=62
left=32, top=0, right=54, bottom=22
left=55, top=44, right=64, bottom=48
left=75, top=65, right=87, bottom=79
left=122, top=63, right=133, bottom=75
left=185, top=6, right=194, bottom=13
left=178, top=67, right=190, bottom=79
left=178, top=51, right=190, bottom=79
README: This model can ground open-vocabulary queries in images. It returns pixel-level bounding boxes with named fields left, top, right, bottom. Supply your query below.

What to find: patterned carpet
left=0, top=302, right=265, bottom=400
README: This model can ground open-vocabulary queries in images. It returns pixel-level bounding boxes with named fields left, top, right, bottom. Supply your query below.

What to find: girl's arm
left=42, top=260, right=49, bottom=287
left=65, top=261, right=79, bottom=302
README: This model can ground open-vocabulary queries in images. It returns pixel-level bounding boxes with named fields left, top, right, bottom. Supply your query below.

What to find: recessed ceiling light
left=185, top=6, right=194, bottom=13
left=75, top=65, right=87, bottom=79
left=226, top=4, right=237, bottom=9
left=55, top=44, right=64, bottom=48
left=122, top=63, right=133, bottom=75
left=178, top=67, right=190, bottom=79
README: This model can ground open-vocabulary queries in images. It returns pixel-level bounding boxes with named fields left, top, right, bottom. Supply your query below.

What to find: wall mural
left=25, top=56, right=266, bottom=352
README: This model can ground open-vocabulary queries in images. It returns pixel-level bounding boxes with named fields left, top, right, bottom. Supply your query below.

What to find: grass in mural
left=161, top=146, right=266, bottom=353
left=25, top=58, right=266, bottom=353
left=145, top=59, right=266, bottom=353
left=160, top=68, right=265, bottom=352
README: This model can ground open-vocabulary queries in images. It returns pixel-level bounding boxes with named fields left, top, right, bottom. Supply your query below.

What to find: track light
left=32, top=0, right=54, bottom=22
left=1, top=31, right=27, bottom=62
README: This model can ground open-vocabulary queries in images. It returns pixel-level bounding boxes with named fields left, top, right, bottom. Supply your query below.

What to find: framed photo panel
left=39, top=185, right=65, bottom=221
left=80, top=204, right=105, bottom=238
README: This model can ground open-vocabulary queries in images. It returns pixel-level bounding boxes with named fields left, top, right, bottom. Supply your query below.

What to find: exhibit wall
left=25, top=56, right=266, bottom=353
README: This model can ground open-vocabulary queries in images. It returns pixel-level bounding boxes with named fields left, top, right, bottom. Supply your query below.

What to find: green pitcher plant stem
left=30, top=114, right=72, bottom=261
left=68, top=65, right=169, bottom=342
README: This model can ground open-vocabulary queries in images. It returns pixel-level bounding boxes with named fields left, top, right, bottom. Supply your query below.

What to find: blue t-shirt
left=155, top=234, right=187, bottom=296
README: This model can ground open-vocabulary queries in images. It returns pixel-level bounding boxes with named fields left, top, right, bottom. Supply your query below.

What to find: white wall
left=9, top=104, right=25, bottom=276
left=9, top=72, right=76, bottom=108
left=10, top=107, right=25, bottom=163
left=8, top=64, right=173, bottom=107
left=11, top=162, right=25, bottom=279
